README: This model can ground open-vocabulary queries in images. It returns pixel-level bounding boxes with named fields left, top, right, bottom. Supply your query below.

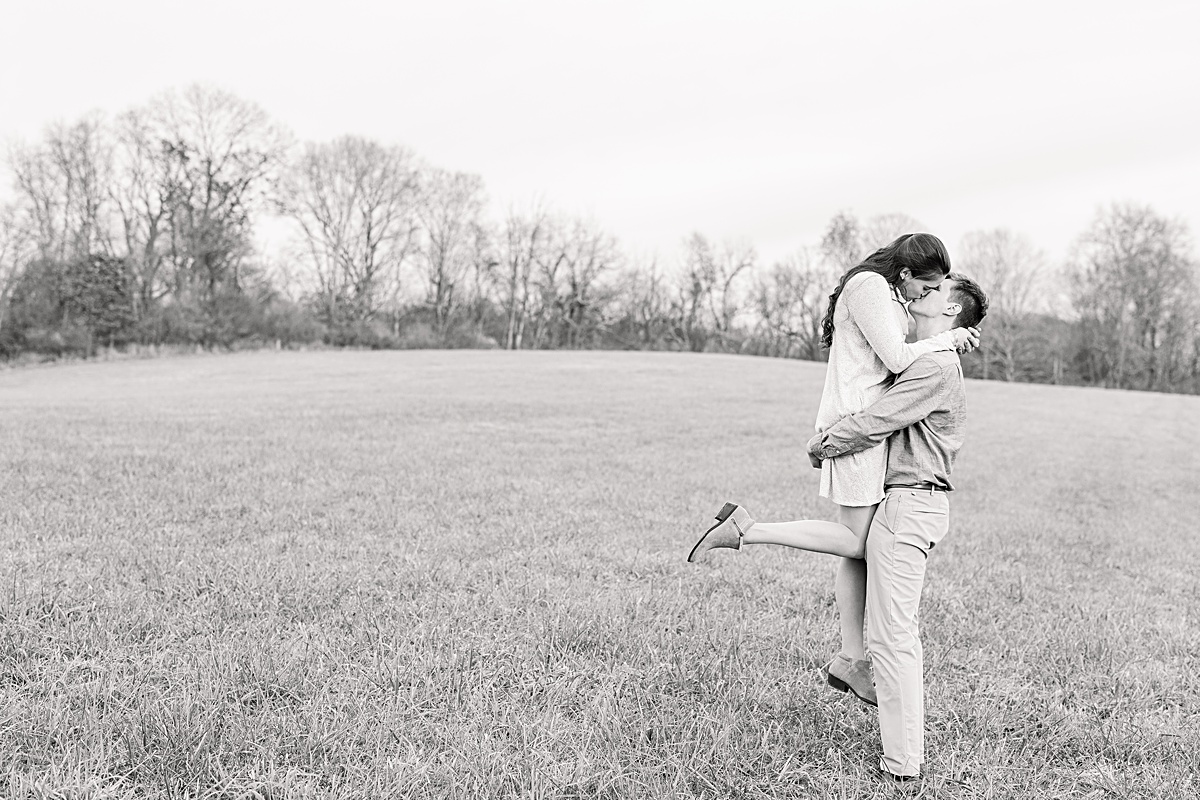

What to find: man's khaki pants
left=865, top=487, right=951, bottom=778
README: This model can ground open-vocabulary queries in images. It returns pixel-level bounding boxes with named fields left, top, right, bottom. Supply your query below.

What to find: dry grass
left=0, top=350, right=1197, bottom=799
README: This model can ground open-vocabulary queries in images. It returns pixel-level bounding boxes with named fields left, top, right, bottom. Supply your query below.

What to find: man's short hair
left=947, top=273, right=989, bottom=329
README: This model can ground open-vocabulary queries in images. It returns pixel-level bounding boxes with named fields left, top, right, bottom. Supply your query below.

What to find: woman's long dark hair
left=819, top=232, right=951, bottom=349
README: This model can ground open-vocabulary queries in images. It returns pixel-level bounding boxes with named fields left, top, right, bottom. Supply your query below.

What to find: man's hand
left=952, top=326, right=981, bottom=353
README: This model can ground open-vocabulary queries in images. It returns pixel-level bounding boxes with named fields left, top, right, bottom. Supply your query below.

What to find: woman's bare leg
left=742, top=503, right=878, bottom=659
left=741, top=503, right=874, bottom=560
left=836, top=556, right=869, bottom=659
left=834, top=505, right=877, bottom=660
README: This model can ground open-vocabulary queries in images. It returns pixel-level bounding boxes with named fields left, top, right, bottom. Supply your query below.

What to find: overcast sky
left=2, top=0, right=1197, bottom=268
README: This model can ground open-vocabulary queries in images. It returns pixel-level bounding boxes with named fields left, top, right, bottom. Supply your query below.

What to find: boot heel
left=714, top=502, right=738, bottom=522
left=826, top=675, right=849, bottom=692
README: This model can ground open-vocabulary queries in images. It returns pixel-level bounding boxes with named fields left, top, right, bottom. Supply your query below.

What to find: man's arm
left=808, top=356, right=950, bottom=462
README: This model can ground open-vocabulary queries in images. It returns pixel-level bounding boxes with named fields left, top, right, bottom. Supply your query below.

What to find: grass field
left=1, top=350, right=1197, bottom=799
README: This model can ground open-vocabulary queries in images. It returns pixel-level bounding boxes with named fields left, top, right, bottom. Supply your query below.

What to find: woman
left=687, top=232, right=978, bottom=704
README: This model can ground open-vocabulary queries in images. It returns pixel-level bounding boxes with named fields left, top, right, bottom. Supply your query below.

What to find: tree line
left=2, top=85, right=1198, bottom=394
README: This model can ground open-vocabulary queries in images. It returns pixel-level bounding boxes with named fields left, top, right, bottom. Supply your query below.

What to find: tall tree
left=278, top=136, right=421, bottom=330
left=0, top=203, right=34, bottom=342
left=611, top=256, right=671, bottom=349
left=820, top=210, right=862, bottom=274
left=527, top=218, right=621, bottom=349
left=417, top=169, right=486, bottom=335
left=1068, top=203, right=1198, bottom=391
left=672, top=234, right=754, bottom=352
left=8, top=116, right=116, bottom=264
left=958, top=229, right=1047, bottom=381
left=148, top=85, right=290, bottom=328
left=555, top=219, right=620, bottom=349
left=497, top=207, right=551, bottom=350
left=752, top=247, right=831, bottom=360
left=820, top=210, right=929, bottom=275
left=860, top=213, right=927, bottom=254
left=110, top=108, right=173, bottom=328
left=460, top=220, right=499, bottom=342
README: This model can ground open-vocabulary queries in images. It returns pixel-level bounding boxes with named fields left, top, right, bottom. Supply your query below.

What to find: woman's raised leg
left=741, top=503, right=874, bottom=560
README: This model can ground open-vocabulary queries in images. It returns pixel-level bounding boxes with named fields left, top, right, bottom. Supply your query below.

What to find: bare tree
left=5, top=116, right=145, bottom=349
left=527, top=217, right=566, bottom=349
left=109, top=108, right=172, bottom=325
left=527, top=217, right=621, bottom=349
left=820, top=210, right=928, bottom=275
left=556, top=219, right=621, bottom=349
left=8, top=115, right=115, bottom=263
left=148, top=85, right=290, bottom=313
left=497, top=206, right=552, bottom=349
left=457, top=219, right=499, bottom=342
left=1068, top=203, right=1198, bottom=391
left=860, top=212, right=927, bottom=253
left=612, top=255, right=671, bottom=349
left=958, top=228, right=1047, bottom=381
left=752, top=247, right=832, bottom=360
left=672, top=233, right=754, bottom=352
left=0, top=203, right=34, bottom=337
left=672, top=234, right=715, bottom=352
left=278, top=136, right=421, bottom=329
left=417, top=169, right=486, bottom=335
left=820, top=210, right=862, bottom=274
left=707, top=238, right=755, bottom=350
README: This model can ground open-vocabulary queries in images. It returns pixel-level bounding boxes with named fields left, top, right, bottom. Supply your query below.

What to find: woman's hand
left=951, top=326, right=981, bottom=353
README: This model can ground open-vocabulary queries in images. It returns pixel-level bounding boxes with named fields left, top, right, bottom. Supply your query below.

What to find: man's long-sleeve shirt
left=807, top=350, right=967, bottom=490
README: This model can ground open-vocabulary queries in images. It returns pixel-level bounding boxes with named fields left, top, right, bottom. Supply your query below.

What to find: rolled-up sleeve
left=808, top=357, right=949, bottom=460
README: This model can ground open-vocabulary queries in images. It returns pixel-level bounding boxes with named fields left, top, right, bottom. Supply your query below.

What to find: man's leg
left=865, top=490, right=949, bottom=778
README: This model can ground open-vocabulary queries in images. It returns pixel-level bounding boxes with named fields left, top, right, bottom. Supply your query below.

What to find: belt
left=884, top=483, right=947, bottom=494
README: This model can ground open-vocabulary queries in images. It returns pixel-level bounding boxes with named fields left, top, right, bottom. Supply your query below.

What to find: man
left=807, top=273, right=989, bottom=781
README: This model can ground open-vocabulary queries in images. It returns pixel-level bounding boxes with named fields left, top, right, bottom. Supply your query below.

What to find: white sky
left=2, top=0, right=1198, bottom=269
